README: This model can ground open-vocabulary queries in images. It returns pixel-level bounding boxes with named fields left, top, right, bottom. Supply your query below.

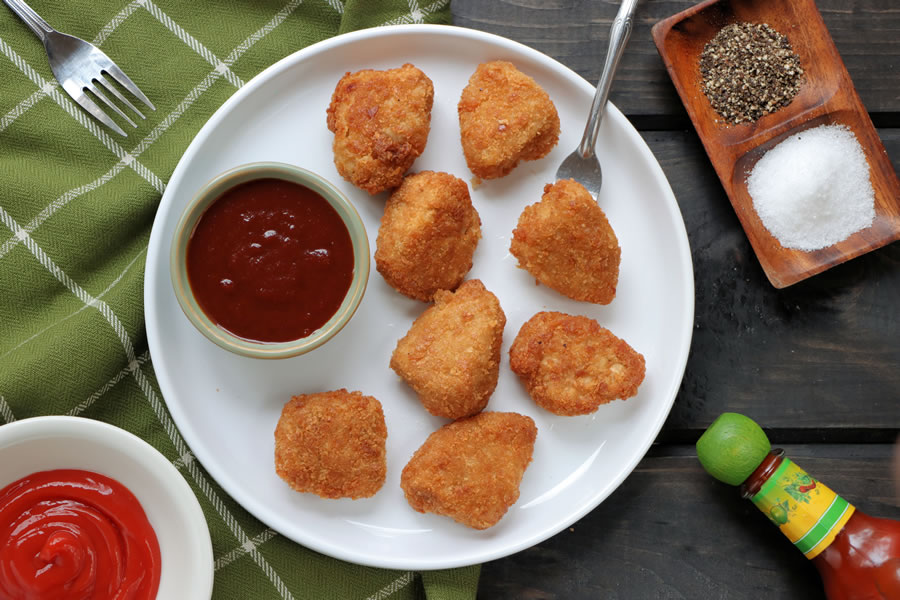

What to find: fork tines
left=65, top=66, right=155, bottom=137
left=6, top=0, right=155, bottom=137
left=58, top=41, right=156, bottom=137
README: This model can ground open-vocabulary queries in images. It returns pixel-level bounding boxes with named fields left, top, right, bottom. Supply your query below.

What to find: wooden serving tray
left=652, top=0, right=900, bottom=288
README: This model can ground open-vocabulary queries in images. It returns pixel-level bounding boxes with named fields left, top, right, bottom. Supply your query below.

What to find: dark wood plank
left=451, top=0, right=900, bottom=121
left=642, top=129, right=900, bottom=439
left=478, top=444, right=900, bottom=599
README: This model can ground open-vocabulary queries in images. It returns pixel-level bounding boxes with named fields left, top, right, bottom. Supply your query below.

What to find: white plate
left=0, top=416, right=213, bottom=598
left=144, top=24, right=694, bottom=570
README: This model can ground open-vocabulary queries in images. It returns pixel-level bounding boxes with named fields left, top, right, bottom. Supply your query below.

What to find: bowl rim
left=0, top=415, right=214, bottom=599
left=169, top=162, right=370, bottom=359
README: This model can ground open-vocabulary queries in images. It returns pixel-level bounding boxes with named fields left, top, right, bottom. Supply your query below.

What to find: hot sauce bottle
left=696, top=413, right=900, bottom=600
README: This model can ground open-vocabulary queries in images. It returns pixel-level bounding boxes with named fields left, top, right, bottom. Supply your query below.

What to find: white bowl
left=0, top=416, right=213, bottom=599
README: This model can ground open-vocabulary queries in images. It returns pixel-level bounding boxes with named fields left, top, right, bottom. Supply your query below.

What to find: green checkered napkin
left=0, top=1, right=481, bottom=598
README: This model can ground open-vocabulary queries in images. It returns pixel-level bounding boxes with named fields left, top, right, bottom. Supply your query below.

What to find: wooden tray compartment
left=652, top=0, right=900, bottom=288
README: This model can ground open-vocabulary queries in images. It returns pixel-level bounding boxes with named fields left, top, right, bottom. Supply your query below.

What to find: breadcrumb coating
left=274, top=389, right=387, bottom=499
left=390, top=279, right=505, bottom=419
left=375, top=171, right=481, bottom=301
left=510, top=179, right=620, bottom=304
left=509, top=312, right=645, bottom=416
left=458, top=60, right=560, bottom=180
left=401, top=411, right=537, bottom=529
left=327, top=63, right=434, bottom=194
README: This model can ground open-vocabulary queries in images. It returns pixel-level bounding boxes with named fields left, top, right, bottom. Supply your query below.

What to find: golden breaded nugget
left=509, top=312, right=645, bottom=416
left=510, top=179, right=620, bottom=304
left=458, top=60, right=560, bottom=180
left=375, top=171, right=482, bottom=301
left=327, top=63, right=434, bottom=194
left=390, top=279, right=505, bottom=419
left=274, top=389, right=387, bottom=499
left=401, top=411, right=537, bottom=529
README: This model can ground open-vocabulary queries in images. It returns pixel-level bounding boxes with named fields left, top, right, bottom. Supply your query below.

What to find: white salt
left=746, top=124, right=875, bottom=251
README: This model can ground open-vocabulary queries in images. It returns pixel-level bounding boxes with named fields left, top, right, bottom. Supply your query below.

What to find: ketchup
left=0, top=469, right=161, bottom=600
left=187, top=177, right=355, bottom=343
left=742, top=450, right=900, bottom=600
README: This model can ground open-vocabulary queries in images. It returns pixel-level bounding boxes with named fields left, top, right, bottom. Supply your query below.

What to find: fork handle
left=3, top=0, right=55, bottom=43
left=576, top=0, right=640, bottom=158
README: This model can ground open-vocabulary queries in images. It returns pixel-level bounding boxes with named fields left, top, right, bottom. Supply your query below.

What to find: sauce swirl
left=0, top=469, right=161, bottom=600
left=187, top=178, right=355, bottom=343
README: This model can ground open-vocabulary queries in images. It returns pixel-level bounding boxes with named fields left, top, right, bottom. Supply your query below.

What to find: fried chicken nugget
left=274, top=389, right=387, bottom=499
left=375, top=171, right=482, bottom=301
left=390, top=279, right=505, bottom=419
left=510, top=179, right=620, bottom=304
left=327, top=63, right=434, bottom=194
left=401, top=411, right=537, bottom=529
left=458, top=60, right=560, bottom=180
left=509, top=312, right=645, bottom=416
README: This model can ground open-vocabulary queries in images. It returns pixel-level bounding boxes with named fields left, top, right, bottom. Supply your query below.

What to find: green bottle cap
left=696, top=412, right=771, bottom=486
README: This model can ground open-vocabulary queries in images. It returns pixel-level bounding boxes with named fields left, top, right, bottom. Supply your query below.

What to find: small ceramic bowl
left=0, top=416, right=213, bottom=599
left=170, top=162, right=370, bottom=359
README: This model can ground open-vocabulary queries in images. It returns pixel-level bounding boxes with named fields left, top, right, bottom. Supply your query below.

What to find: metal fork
left=555, top=0, right=639, bottom=199
left=3, top=0, right=155, bottom=136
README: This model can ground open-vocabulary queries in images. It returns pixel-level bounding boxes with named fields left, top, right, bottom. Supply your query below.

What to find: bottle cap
left=696, top=412, right=771, bottom=486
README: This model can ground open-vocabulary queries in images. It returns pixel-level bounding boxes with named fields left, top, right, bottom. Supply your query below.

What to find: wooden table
left=451, top=1, right=900, bottom=597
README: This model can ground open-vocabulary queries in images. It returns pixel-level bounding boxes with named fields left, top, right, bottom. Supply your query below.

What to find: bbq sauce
left=187, top=177, right=354, bottom=343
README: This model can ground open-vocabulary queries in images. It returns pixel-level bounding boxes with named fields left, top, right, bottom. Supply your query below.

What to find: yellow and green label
left=751, top=458, right=855, bottom=559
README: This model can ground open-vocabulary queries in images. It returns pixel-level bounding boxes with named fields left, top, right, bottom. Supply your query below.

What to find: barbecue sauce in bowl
left=186, top=178, right=354, bottom=343
left=170, top=163, right=369, bottom=359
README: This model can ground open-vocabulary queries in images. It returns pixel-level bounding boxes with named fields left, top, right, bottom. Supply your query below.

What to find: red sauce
left=0, top=469, right=161, bottom=600
left=816, top=511, right=900, bottom=600
left=187, top=178, right=355, bottom=343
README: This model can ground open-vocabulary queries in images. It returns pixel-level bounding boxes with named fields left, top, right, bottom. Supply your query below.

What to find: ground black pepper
left=699, top=22, right=804, bottom=125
